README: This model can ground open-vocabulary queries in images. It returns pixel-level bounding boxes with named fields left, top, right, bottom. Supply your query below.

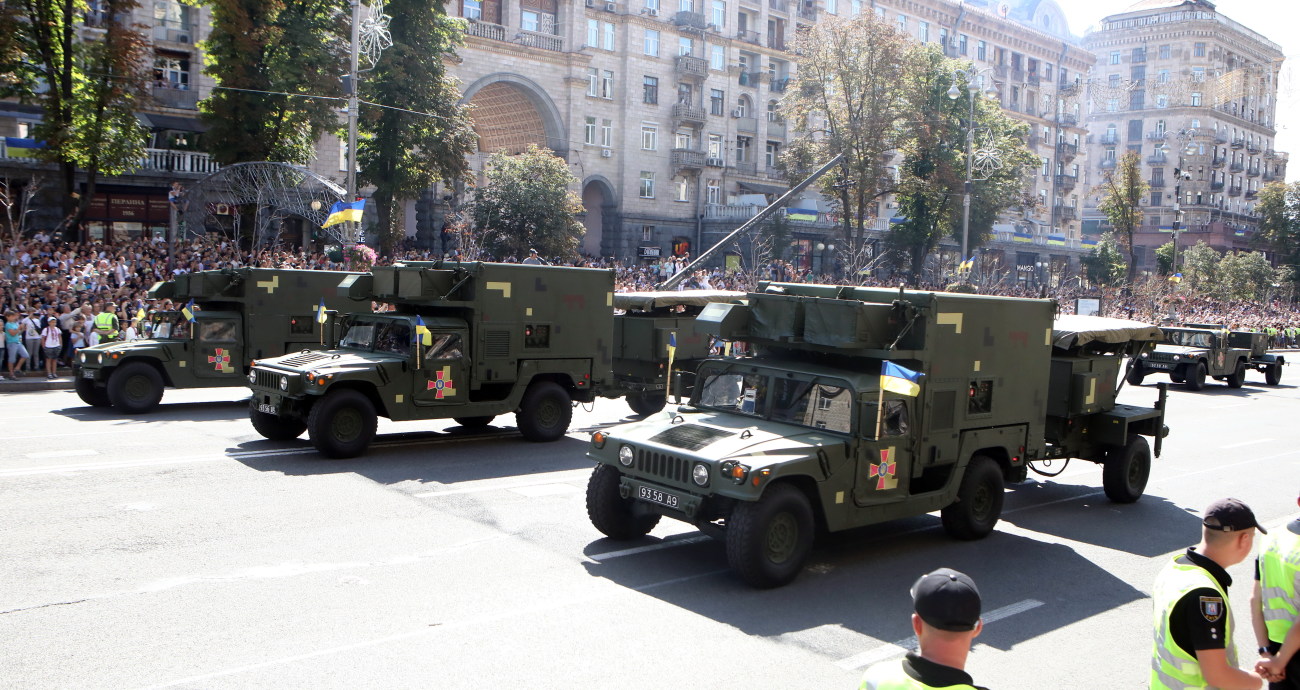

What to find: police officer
left=1253, top=490, right=1300, bottom=688
left=1153, top=498, right=1269, bottom=689
left=93, top=303, right=120, bottom=343
left=859, top=568, right=987, bottom=690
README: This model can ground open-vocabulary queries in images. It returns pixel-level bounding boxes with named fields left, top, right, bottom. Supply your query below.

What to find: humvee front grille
left=635, top=449, right=691, bottom=485
left=253, top=370, right=280, bottom=390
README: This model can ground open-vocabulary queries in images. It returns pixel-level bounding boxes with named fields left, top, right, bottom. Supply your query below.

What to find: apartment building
left=1081, top=0, right=1288, bottom=272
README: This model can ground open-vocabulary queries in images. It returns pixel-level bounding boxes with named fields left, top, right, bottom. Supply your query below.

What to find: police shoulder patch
left=1199, top=595, right=1224, bottom=622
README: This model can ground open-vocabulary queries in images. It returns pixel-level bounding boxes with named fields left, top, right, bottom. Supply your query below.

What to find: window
left=825, top=0, right=836, bottom=14
left=711, top=0, right=725, bottom=27
left=1131, top=47, right=1146, bottom=63
left=710, top=45, right=725, bottom=71
left=198, top=320, right=235, bottom=343
left=1110, top=51, right=1121, bottom=65
left=1159, top=44, right=1171, bottom=60
left=679, top=0, right=692, bottom=10
left=1107, top=98, right=1119, bottom=112
left=679, top=36, right=693, bottom=56
left=1191, top=68, right=1205, bottom=82
left=643, top=76, right=659, bottom=104
left=154, top=55, right=190, bottom=88
left=976, top=39, right=986, bottom=60
left=644, top=28, right=659, bottom=55
left=675, top=178, right=690, bottom=202
left=766, top=99, right=779, bottom=121
left=1193, top=42, right=1206, bottom=57
left=463, top=0, right=482, bottom=19
left=1130, top=90, right=1144, bottom=110
left=642, top=125, right=658, bottom=150
left=639, top=172, right=655, bottom=198
left=958, top=34, right=968, bottom=56
left=1150, top=191, right=1162, bottom=206
left=677, top=82, right=693, bottom=104
left=675, top=131, right=692, bottom=149
left=1108, top=74, right=1120, bottom=88
left=710, top=88, right=725, bottom=115
left=1157, top=69, right=1169, bottom=84
left=1131, top=66, right=1145, bottom=84
left=1040, top=156, right=1049, bottom=176
left=600, top=70, right=614, bottom=98
left=641, top=225, right=654, bottom=241
left=1156, top=94, right=1168, bottom=108
left=708, top=133, right=723, bottom=158
left=521, top=10, right=540, bottom=31
left=601, top=119, right=613, bottom=147
left=735, top=94, right=750, bottom=117
left=587, top=68, right=599, bottom=96
left=587, top=19, right=599, bottom=47
left=896, top=14, right=906, bottom=32
left=584, top=116, right=597, bottom=144
left=736, top=135, right=751, bottom=162
left=1191, top=92, right=1202, bottom=106
left=645, top=0, right=659, bottom=10
left=765, top=141, right=779, bottom=167
left=919, top=21, right=929, bottom=43
left=603, top=22, right=615, bottom=50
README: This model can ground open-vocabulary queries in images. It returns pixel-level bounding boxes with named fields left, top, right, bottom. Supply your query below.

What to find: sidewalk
left=0, top=368, right=76, bottom=393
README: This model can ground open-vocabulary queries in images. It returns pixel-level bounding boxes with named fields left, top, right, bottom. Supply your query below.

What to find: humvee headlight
left=692, top=463, right=710, bottom=487
left=591, top=431, right=607, bottom=449
left=279, top=376, right=289, bottom=391
left=79, top=352, right=86, bottom=364
left=247, top=371, right=256, bottom=384
left=720, top=460, right=749, bottom=483
left=618, top=445, right=635, bottom=467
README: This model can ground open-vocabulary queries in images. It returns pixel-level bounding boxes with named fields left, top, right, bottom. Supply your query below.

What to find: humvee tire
left=74, top=376, right=111, bottom=407
left=107, top=362, right=164, bottom=413
left=627, top=392, right=667, bottom=416
left=1182, top=362, right=1207, bottom=391
left=517, top=381, right=572, bottom=442
left=249, top=407, right=307, bottom=440
left=941, top=455, right=1004, bottom=541
left=1265, top=362, right=1282, bottom=386
left=308, top=389, right=377, bottom=458
left=1125, top=363, right=1146, bottom=386
left=1170, top=370, right=1185, bottom=383
left=586, top=464, right=660, bottom=539
left=1103, top=434, right=1150, bottom=503
left=1226, top=361, right=1246, bottom=389
left=453, top=416, right=495, bottom=428
left=726, top=483, right=814, bottom=588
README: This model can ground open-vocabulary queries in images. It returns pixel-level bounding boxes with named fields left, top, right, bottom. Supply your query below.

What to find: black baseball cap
left=1203, top=498, right=1266, bottom=534
left=911, top=568, right=981, bottom=632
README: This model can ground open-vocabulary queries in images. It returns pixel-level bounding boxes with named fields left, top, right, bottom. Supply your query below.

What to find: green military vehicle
left=245, top=261, right=741, bottom=458
left=584, top=283, right=1169, bottom=587
left=74, top=268, right=364, bottom=413
left=1180, top=323, right=1284, bottom=385
left=1128, top=325, right=1252, bottom=390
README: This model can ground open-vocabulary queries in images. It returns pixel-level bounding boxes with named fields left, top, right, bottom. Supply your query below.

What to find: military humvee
left=1130, top=326, right=1252, bottom=390
left=245, top=262, right=741, bottom=458
left=1180, top=323, right=1284, bottom=385
left=585, top=283, right=1168, bottom=587
left=74, top=268, right=364, bottom=413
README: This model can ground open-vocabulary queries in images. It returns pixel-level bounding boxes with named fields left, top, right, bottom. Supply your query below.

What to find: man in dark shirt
left=859, top=568, right=988, bottom=689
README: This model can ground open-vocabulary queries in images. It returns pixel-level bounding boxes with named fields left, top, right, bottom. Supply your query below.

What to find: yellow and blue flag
left=880, top=361, right=922, bottom=397
left=135, top=307, right=146, bottom=323
left=322, top=199, right=365, bottom=228
left=666, top=331, right=677, bottom=370
left=4, top=137, right=46, bottom=158
left=1168, top=272, right=1183, bottom=284
left=316, top=298, right=328, bottom=324
left=414, top=315, right=432, bottom=346
left=785, top=208, right=818, bottom=222
left=181, top=299, right=196, bottom=322
left=957, top=257, right=974, bottom=273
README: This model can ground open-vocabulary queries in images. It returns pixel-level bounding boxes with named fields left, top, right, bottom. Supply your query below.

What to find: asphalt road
left=1, top=369, right=1297, bottom=689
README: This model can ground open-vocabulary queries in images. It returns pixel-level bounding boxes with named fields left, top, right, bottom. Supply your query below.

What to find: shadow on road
left=999, top=481, right=1201, bottom=557
left=1131, top=381, right=1276, bottom=398
left=49, top=398, right=250, bottom=422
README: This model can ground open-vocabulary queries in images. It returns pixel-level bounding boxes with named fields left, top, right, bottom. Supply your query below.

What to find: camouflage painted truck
left=1181, top=323, right=1284, bottom=386
left=74, top=268, right=364, bottom=413
left=244, top=261, right=741, bottom=458
left=584, top=283, right=1169, bottom=587
left=1128, top=325, right=1253, bottom=390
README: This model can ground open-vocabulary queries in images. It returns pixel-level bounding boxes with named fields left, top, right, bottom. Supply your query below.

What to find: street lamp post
left=1159, top=128, right=1198, bottom=276
left=947, top=68, right=999, bottom=281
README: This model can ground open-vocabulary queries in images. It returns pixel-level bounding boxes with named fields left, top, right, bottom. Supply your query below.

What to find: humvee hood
left=1152, top=345, right=1204, bottom=356
left=258, top=350, right=401, bottom=372
left=619, top=413, right=842, bottom=464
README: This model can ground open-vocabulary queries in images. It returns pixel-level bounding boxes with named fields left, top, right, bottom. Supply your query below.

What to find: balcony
left=736, top=28, right=761, bottom=45
left=1010, top=68, right=1025, bottom=82
left=1058, top=113, right=1078, bottom=127
left=672, top=103, right=706, bottom=126
left=1246, top=166, right=1261, bottom=177
left=735, top=116, right=758, bottom=133
left=1229, top=161, right=1244, bottom=172
left=1027, top=73, right=1041, bottom=86
left=768, top=0, right=788, bottom=12
left=1246, top=142, right=1261, bottom=154
left=1148, top=178, right=1166, bottom=188
left=733, top=160, right=758, bottom=176
left=1055, top=174, right=1078, bottom=189
left=152, top=24, right=195, bottom=44
left=1099, top=133, right=1119, bottom=145
left=1099, top=158, right=1117, bottom=169
left=797, top=1, right=817, bottom=20
left=1146, top=154, right=1168, bottom=165
left=705, top=203, right=759, bottom=219
left=1211, top=156, right=1225, bottom=168
left=1146, top=131, right=1167, bottom=141
left=1214, top=131, right=1229, bottom=144
left=766, top=119, right=786, bottom=137
left=1053, top=205, right=1078, bottom=221
left=1211, top=181, right=1225, bottom=191
left=675, top=55, right=708, bottom=79
left=1246, top=189, right=1258, bottom=200
left=672, top=11, right=708, bottom=30
left=1230, top=137, right=1244, bottom=149
left=766, top=35, right=785, bottom=51
left=1228, top=185, right=1243, bottom=197
left=1056, top=142, right=1078, bottom=161
left=1263, top=171, right=1277, bottom=182
left=1264, top=149, right=1278, bottom=159
left=671, top=148, right=705, bottom=171
left=770, top=77, right=789, bottom=93
left=142, top=148, right=220, bottom=175
left=151, top=84, right=198, bottom=110
left=738, top=71, right=765, bottom=87
left=462, top=21, right=566, bottom=52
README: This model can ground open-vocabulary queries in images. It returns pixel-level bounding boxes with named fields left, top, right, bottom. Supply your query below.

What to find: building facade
left=1081, top=0, right=1288, bottom=272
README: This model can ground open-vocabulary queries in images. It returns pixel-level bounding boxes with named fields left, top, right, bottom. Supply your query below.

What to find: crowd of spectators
left=2, top=234, right=1298, bottom=377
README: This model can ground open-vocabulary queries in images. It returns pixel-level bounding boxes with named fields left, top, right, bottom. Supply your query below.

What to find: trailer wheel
left=941, top=455, right=1004, bottom=541
left=74, top=375, right=111, bottom=407
left=308, top=389, right=377, bottom=458
left=1265, top=362, right=1283, bottom=386
left=586, top=464, right=660, bottom=539
left=107, top=362, right=164, bottom=413
left=726, top=483, right=814, bottom=589
left=453, top=416, right=495, bottom=429
left=1125, top=363, right=1146, bottom=386
left=1183, top=362, right=1207, bottom=391
left=517, top=381, right=572, bottom=442
left=249, top=406, right=307, bottom=440
left=1226, top=361, right=1246, bottom=388
left=627, top=392, right=667, bottom=416
left=1103, top=434, right=1150, bottom=504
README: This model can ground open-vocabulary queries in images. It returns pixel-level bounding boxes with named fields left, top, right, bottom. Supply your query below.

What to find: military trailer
left=1180, top=323, right=1284, bottom=385
left=584, top=284, right=1168, bottom=588
left=74, top=268, right=364, bottom=413
left=1129, top=325, right=1252, bottom=389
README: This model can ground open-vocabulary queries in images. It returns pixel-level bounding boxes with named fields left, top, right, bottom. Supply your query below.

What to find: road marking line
left=587, top=534, right=712, bottom=561
left=412, top=469, right=591, bottom=497
left=507, top=483, right=581, bottom=498
left=25, top=449, right=98, bottom=459
left=1221, top=438, right=1273, bottom=449
left=834, top=599, right=1044, bottom=671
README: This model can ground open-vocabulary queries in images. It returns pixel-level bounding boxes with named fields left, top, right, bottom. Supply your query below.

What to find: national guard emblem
left=1199, top=596, right=1223, bottom=622
left=869, top=447, right=897, bottom=490
left=427, top=366, right=457, bottom=399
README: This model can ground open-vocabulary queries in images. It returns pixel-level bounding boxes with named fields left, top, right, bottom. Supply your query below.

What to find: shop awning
left=737, top=181, right=787, bottom=195
left=137, top=113, right=210, bottom=133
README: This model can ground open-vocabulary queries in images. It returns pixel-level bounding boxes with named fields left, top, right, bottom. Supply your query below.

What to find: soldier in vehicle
left=859, top=568, right=988, bottom=690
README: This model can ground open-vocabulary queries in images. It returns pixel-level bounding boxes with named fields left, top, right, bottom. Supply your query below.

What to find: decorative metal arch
left=180, top=162, right=349, bottom=249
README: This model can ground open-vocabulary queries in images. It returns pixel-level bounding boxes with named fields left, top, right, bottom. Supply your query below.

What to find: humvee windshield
left=1163, top=329, right=1214, bottom=348
left=696, top=368, right=854, bottom=433
left=340, top=317, right=412, bottom=356
left=148, top=312, right=191, bottom=340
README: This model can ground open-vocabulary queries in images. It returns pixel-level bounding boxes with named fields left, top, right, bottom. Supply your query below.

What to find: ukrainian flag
left=1081, top=237, right=1099, bottom=247
left=4, top=137, right=46, bottom=158
left=785, top=208, right=819, bottom=222
left=666, top=332, right=677, bottom=369
left=1168, top=272, right=1183, bottom=284
left=1012, top=232, right=1034, bottom=243
left=316, top=298, right=328, bottom=324
left=880, top=361, right=923, bottom=397
left=182, top=299, right=196, bottom=322
left=322, top=199, right=365, bottom=228
left=414, top=315, right=432, bottom=346
left=1047, top=234, right=1066, bottom=246
left=957, top=257, right=974, bottom=273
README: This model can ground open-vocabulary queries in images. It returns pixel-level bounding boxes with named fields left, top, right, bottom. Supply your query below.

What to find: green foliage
left=1180, top=241, right=1219, bottom=291
left=1097, top=150, right=1148, bottom=283
left=1154, top=242, right=1174, bottom=276
left=1253, top=181, right=1300, bottom=283
left=201, top=0, right=348, bottom=165
left=1216, top=251, right=1275, bottom=301
left=358, top=0, right=475, bottom=257
left=1080, top=232, right=1127, bottom=287
left=467, top=145, right=585, bottom=259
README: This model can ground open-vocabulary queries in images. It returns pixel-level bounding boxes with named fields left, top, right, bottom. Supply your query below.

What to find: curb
left=0, top=376, right=75, bottom=392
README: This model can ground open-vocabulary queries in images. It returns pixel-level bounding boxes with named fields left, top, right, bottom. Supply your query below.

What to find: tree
left=201, top=0, right=347, bottom=165
left=10, top=0, right=150, bottom=235
left=1254, top=181, right=1300, bottom=283
left=358, top=0, right=475, bottom=257
left=1080, top=232, right=1127, bottom=287
left=1180, top=241, right=1219, bottom=292
left=467, top=145, right=585, bottom=259
left=1216, top=251, right=1274, bottom=302
left=780, top=13, right=912, bottom=274
left=1154, top=241, right=1174, bottom=276
left=1097, top=150, right=1148, bottom=283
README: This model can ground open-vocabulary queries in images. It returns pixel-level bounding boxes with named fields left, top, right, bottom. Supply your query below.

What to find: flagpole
left=873, top=386, right=885, bottom=440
